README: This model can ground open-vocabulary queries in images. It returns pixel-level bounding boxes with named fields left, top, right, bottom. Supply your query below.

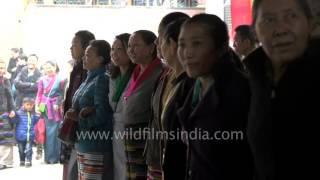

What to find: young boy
left=10, top=97, right=39, bottom=167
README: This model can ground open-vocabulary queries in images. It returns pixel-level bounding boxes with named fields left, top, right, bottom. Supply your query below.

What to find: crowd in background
left=1, top=0, right=320, bottom=180
left=0, top=51, right=68, bottom=169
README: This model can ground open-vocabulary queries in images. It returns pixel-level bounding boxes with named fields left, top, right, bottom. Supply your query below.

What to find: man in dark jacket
left=14, top=54, right=41, bottom=109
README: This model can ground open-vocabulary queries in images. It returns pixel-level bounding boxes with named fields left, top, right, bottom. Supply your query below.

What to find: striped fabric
left=124, top=124, right=148, bottom=180
left=147, top=166, right=162, bottom=180
left=77, top=152, right=113, bottom=180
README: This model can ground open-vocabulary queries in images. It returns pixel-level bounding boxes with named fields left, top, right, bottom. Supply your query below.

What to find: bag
left=57, top=118, right=78, bottom=145
left=34, top=118, right=45, bottom=144
left=38, top=103, right=46, bottom=113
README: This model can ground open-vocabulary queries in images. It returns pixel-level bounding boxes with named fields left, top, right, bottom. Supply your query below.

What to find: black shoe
left=46, top=161, right=58, bottom=164
left=25, top=161, right=32, bottom=168
left=0, top=165, right=7, bottom=170
left=20, top=161, right=25, bottom=167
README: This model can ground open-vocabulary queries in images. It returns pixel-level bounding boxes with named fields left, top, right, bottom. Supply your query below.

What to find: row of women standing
left=65, top=0, right=320, bottom=179
left=66, top=13, right=252, bottom=180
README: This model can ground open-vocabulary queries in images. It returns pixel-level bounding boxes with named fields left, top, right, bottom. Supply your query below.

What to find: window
left=33, top=0, right=206, bottom=8
left=53, top=0, right=85, bottom=5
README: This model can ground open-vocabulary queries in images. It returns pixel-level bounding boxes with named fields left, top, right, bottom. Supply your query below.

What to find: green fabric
left=39, top=103, right=46, bottom=113
left=112, top=71, right=131, bottom=102
left=27, top=112, right=31, bottom=143
left=191, top=79, right=201, bottom=109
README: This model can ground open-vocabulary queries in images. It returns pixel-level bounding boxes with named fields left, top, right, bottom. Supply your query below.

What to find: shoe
left=0, top=165, right=7, bottom=170
left=36, top=153, right=42, bottom=160
left=25, top=161, right=32, bottom=168
left=46, top=161, right=58, bottom=164
left=20, top=161, right=25, bottom=167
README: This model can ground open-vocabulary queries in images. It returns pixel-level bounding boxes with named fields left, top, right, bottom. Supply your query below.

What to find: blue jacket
left=73, top=67, right=113, bottom=153
left=11, top=108, right=40, bottom=142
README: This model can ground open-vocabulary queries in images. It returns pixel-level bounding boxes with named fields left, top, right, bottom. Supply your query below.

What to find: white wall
left=0, top=0, right=24, bottom=62
left=21, top=5, right=204, bottom=74
left=205, top=0, right=224, bottom=20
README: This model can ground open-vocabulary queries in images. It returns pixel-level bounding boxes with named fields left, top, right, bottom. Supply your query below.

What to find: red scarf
left=124, top=58, right=161, bottom=99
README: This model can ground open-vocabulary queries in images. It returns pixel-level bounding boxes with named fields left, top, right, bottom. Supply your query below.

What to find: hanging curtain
left=230, top=0, right=253, bottom=39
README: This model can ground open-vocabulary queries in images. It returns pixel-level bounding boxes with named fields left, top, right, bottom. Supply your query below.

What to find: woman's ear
left=150, top=44, right=156, bottom=56
left=169, top=38, right=178, bottom=54
left=305, top=17, right=320, bottom=38
left=98, top=56, right=104, bottom=64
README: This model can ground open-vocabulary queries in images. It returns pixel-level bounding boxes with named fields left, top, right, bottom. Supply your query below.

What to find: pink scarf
left=124, top=58, right=161, bottom=99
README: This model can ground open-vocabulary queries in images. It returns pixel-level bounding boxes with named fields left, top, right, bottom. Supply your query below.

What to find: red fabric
left=57, top=118, right=77, bottom=145
left=34, top=118, right=45, bottom=144
left=231, top=0, right=253, bottom=40
left=35, top=75, right=56, bottom=104
left=124, top=58, right=161, bottom=98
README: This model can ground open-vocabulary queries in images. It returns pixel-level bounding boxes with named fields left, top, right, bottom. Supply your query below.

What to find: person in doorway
left=7, top=48, right=21, bottom=84
left=233, top=25, right=258, bottom=59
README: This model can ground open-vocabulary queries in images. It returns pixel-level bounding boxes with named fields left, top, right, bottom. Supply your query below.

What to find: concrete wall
left=21, top=5, right=204, bottom=71
left=0, top=0, right=24, bottom=63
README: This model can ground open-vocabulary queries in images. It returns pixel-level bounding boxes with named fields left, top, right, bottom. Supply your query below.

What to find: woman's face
left=43, top=63, right=56, bottom=76
left=254, top=0, right=312, bottom=64
left=178, top=23, right=217, bottom=78
left=70, top=36, right=84, bottom=61
left=127, top=33, right=154, bottom=65
left=111, top=39, right=131, bottom=67
left=84, top=45, right=102, bottom=70
left=161, top=37, right=176, bottom=67
left=27, top=56, right=37, bottom=70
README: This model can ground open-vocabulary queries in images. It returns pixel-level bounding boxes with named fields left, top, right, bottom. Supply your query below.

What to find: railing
left=33, top=0, right=206, bottom=8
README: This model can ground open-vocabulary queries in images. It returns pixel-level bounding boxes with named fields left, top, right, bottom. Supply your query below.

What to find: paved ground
left=0, top=146, right=63, bottom=180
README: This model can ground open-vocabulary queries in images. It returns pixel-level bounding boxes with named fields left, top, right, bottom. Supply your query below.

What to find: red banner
left=230, top=0, right=253, bottom=40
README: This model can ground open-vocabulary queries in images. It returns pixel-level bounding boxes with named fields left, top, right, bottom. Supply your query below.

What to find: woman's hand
left=79, top=107, right=95, bottom=119
left=64, top=108, right=79, bottom=122
left=35, top=104, right=40, bottom=114
left=53, top=105, right=59, bottom=111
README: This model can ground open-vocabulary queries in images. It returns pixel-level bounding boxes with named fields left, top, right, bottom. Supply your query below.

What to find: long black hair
left=88, top=40, right=111, bottom=65
left=133, top=30, right=157, bottom=59
left=109, top=33, right=135, bottom=78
